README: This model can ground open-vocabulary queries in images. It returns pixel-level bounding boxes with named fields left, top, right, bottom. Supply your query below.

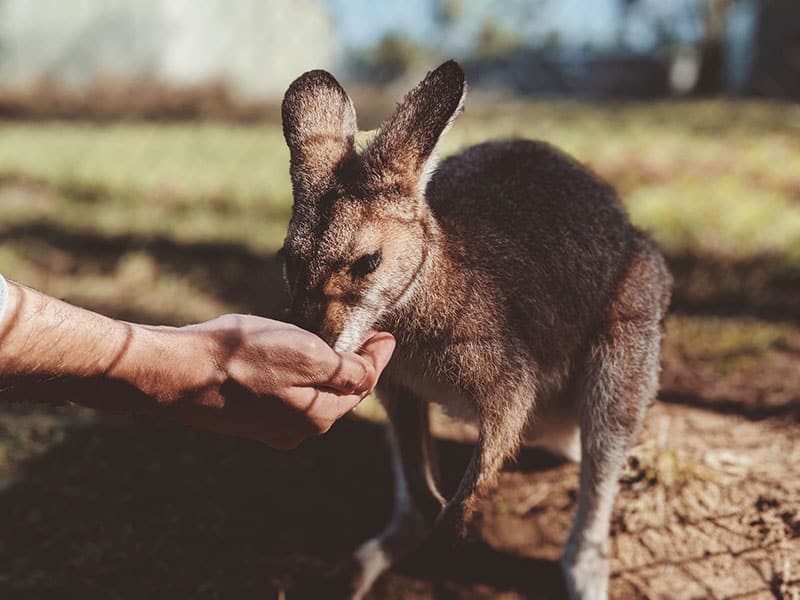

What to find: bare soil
left=0, top=393, right=797, bottom=600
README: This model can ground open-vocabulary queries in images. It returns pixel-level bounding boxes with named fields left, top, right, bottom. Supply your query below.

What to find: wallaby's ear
left=363, top=60, right=466, bottom=195
left=282, top=70, right=357, bottom=201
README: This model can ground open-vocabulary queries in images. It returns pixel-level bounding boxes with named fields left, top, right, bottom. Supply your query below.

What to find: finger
left=318, top=351, right=373, bottom=394
left=358, top=332, right=395, bottom=379
left=315, top=389, right=365, bottom=423
left=288, top=385, right=363, bottom=434
left=312, top=332, right=395, bottom=394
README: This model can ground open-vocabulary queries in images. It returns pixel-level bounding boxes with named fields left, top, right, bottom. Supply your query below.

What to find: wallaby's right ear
left=282, top=70, right=357, bottom=201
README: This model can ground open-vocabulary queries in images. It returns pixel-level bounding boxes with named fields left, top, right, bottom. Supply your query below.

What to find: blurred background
left=0, top=1, right=798, bottom=598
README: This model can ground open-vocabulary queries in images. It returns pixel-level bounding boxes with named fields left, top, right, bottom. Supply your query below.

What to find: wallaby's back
left=424, top=138, right=646, bottom=368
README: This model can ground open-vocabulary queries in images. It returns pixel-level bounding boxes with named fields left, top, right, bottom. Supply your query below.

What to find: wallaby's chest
left=383, top=354, right=479, bottom=423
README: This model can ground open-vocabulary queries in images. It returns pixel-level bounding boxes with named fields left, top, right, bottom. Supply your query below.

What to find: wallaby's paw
left=561, top=544, right=610, bottom=600
left=351, top=538, right=394, bottom=600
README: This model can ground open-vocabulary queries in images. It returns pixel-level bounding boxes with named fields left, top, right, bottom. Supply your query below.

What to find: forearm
left=0, top=280, right=134, bottom=379
left=0, top=280, right=215, bottom=412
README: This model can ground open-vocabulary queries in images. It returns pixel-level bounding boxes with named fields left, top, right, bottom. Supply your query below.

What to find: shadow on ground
left=0, top=416, right=570, bottom=599
left=1, top=219, right=798, bottom=598
left=2, top=220, right=800, bottom=324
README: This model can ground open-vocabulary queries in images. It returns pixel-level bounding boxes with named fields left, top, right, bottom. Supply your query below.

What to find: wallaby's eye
left=350, top=250, right=382, bottom=278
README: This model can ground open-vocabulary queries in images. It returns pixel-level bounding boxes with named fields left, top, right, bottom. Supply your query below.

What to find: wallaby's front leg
left=350, top=385, right=444, bottom=599
left=436, top=380, right=533, bottom=535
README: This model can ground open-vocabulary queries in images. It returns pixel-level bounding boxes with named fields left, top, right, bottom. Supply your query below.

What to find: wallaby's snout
left=286, top=292, right=324, bottom=340
left=281, top=199, right=429, bottom=352
left=281, top=235, right=372, bottom=351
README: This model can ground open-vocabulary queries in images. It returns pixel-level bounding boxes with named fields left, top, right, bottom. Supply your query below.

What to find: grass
left=667, top=315, right=800, bottom=368
left=446, top=100, right=800, bottom=264
left=1, top=99, right=799, bottom=387
left=0, top=123, right=292, bottom=252
left=1, top=100, right=799, bottom=262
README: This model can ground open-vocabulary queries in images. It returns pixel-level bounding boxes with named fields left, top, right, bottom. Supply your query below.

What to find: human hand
left=140, top=315, right=395, bottom=449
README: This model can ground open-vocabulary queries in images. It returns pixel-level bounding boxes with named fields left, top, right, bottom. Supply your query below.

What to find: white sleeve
left=0, top=274, right=7, bottom=324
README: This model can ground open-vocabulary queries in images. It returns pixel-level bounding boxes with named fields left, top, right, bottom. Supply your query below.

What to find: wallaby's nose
left=288, top=295, right=325, bottom=335
left=289, top=297, right=344, bottom=350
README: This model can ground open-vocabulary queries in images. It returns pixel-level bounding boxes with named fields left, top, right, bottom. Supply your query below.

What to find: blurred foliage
left=433, top=0, right=464, bottom=27
left=474, top=18, right=524, bottom=58
left=354, top=32, right=442, bottom=83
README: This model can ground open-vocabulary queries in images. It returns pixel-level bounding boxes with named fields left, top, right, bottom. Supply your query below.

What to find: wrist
left=110, top=324, right=226, bottom=409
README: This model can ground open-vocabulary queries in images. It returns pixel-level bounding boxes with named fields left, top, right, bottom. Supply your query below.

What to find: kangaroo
left=280, top=61, right=671, bottom=599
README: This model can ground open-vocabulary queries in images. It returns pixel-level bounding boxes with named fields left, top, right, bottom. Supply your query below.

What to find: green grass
left=0, top=122, right=293, bottom=251
left=665, top=314, right=800, bottom=375
left=2, top=100, right=799, bottom=264
left=0, top=102, right=797, bottom=327
left=446, top=100, right=800, bottom=264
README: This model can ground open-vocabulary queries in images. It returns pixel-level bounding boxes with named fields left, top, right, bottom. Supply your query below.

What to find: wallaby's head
left=280, top=61, right=466, bottom=352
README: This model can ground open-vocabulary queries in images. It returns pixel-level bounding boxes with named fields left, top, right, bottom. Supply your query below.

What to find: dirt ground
left=0, top=243, right=798, bottom=599
left=0, top=389, right=797, bottom=599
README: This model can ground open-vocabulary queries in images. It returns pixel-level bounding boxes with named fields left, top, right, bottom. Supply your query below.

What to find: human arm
left=0, top=278, right=395, bottom=449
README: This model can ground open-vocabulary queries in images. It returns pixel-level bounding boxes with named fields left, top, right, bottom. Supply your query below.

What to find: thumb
left=357, top=332, right=395, bottom=387
left=320, top=332, right=395, bottom=395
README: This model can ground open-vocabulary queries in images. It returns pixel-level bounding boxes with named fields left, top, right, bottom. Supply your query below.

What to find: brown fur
left=280, top=61, right=672, bottom=599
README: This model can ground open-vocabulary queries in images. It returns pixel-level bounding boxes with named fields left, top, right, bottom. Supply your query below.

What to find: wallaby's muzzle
left=287, top=292, right=320, bottom=328
left=288, top=292, right=355, bottom=351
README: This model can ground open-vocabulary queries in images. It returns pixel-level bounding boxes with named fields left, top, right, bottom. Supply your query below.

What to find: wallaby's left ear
left=363, top=60, right=466, bottom=195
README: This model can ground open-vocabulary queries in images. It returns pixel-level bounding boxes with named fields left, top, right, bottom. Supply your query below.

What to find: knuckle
left=337, top=371, right=359, bottom=392
left=342, top=360, right=370, bottom=391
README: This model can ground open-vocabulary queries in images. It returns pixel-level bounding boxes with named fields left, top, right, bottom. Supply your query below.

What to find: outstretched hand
left=171, top=316, right=395, bottom=449
left=0, top=280, right=395, bottom=450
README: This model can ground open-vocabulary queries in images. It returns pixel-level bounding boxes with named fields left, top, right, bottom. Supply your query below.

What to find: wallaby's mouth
left=330, top=294, right=402, bottom=353
left=332, top=318, right=378, bottom=354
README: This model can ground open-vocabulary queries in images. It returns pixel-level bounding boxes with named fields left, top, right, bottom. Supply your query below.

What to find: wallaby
left=280, top=61, right=671, bottom=599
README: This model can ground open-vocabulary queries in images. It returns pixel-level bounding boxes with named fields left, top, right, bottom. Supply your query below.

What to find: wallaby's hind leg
left=350, top=386, right=444, bottom=599
left=561, top=316, right=662, bottom=600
